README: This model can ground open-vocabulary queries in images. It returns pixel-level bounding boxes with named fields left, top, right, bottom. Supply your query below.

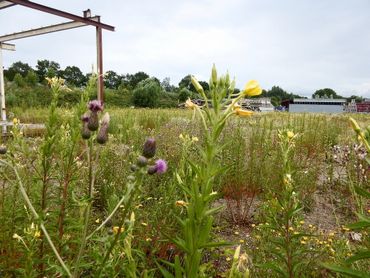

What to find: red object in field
left=356, top=102, right=370, bottom=113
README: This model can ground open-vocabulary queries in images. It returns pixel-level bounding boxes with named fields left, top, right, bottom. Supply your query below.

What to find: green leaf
left=345, top=251, right=370, bottom=264
left=258, top=262, right=287, bottom=277
left=156, top=262, right=175, bottom=278
left=198, top=241, right=233, bottom=249
left=354, top=186, right=370, bottom=198
left=322, top=263, right=370, bottom=278
left=347, top=221, right=370, bottom=230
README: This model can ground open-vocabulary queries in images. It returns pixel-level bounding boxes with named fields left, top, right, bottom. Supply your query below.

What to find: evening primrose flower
left=287, top=131, right=295, bottom=139
left=243, top=80, right=262, bottom=97
left=234, top=108, right=254, bottom=117
left=112, top=226, right=124, bottom=234
left=175, top=200, right=188, bottom=207
left=185, top=98, right=198, bottom=110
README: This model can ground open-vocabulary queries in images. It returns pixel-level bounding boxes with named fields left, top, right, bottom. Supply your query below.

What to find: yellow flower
left=192, top=136, right=199, bottom=142
left=299, top=220, right=305, bottom=225
left=112, top=226, right=124, bottom=234
left=288, top=227, right=294, bottom=232
left=34, top=230, right=41, bottom=238
left=12, top=118, right=20, bottom=125
left=287, top=131, right=295, bottom=139
left=175, top=200, right=188, bottom=207
left=141, top=222, right=148, bottom=227
left=234, top=231, right=240, bottom=235
left=185, top=98, right=198, bottom=110
left=234, top=108, right=254, bottom=117
left=95, top=218, right=100, bottom=224
left=239, top=239, right=245, bottom=243
left=146, top=237, right=152, bottom=242
left=243, top=80, right=262, bottom=97
left=191, top=76, right=204, bottom=94
left=251, top=224, right=256, bottom=228
left=226, top=257, right=231, bottom=262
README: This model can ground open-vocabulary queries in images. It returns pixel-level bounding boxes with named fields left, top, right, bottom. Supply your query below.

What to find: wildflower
left=287, top=131, right=295, bottom=139
left=243, top=80, right=262, bottom=97
left=81, top=113, right=91, bottom=139
left=34, top=230, right=41, bottom=238
left=175, top=200, right=188, bottom=207
left=299, top=220, right=305, bottom=225
left=141, top=222, right=148, bottom=227
left=192, top=136, right=199, bottom=142
left=288, top=227, right=294, bottom=232
left=300, top=240, right=307, bottom=245
left=142, top=138, right=156, bottom=159
left=234, top=231, right=240, bottom=235
left=95, top=219, right=100, bottom=224
left=12, top=233, right=22, bottom=241
left=328, top=232, right=335, bottom=237
left=155, top=159, right=168, bottom=174
left=349, top=117, right=361, bottom=133
left=226, top=257, right=231, bottom=262
left=185, top=98, right=198, bottom=110
left=12, top=118, right=20, bottom=125
left=87, top=100, right=103, bottom=131
left=0, top=145, right=7, bottom=155
left=251, top=224, right=256, bottom=228
left=146, top=238, right=152, bottom=242
left=239, top=239, right=245, bottom=243
left=234, top=108, right=254, bottom=117
left=112, top=226, right=124, bottom=234
left=97, top=112, right=110, bottom=144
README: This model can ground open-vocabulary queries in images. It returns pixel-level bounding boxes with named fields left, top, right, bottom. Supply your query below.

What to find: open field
left=0, top=83, right=369, bottom=277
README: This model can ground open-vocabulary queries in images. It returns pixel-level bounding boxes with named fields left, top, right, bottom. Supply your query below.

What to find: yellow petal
left=235, top=109, right=254, bottom=117
left=243, top=80, right=262, bottom=97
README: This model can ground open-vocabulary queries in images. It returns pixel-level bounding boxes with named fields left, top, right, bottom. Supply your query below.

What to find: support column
left=96, top=22, right=104, bottom=102
left=0, top=47, right=6, bottom=134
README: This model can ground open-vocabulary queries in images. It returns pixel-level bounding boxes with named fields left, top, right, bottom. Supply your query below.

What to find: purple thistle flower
left=155, top=159, right=167, bottom=174
left=81, top=113, right=90, bottom=123
left=88, top=100, right=104, bottom=112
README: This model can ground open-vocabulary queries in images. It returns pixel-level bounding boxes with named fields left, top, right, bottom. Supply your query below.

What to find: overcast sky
left=1, top=0, right=370, bottom=97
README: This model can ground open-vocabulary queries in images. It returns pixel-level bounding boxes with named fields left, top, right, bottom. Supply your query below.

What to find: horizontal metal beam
left=7, top=0, right=115, bottom=31
left=0, top=16, right=100, bottom=42
left=0, top=42, right=15, bottom=50
left=0, top=1, right=15, bottom=10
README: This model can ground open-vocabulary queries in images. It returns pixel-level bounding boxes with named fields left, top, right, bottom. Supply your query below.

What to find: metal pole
left=96, top=24, right=104, bottom=102
left=0, top=47, right=6, bottom=134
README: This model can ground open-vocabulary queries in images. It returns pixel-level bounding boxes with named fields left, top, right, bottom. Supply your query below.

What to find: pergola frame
left=0, top=0, right=115, bottom=132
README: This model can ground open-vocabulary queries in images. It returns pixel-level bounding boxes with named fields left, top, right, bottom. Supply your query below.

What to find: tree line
left=3, top=60, right=364, bottom=108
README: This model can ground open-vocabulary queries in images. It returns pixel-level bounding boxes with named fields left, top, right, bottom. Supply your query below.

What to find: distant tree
left=25, top=70, right=38, bottom=86
left=312, top=88, right=342, bottom=99
left=36, top=59, right=60, bottom=81
left=178, top=87, right=193, bottom=102
left=13, top=73, right=26, bottom=87
left=104, top=70, right=122, bottom=89
left=126, top=71, right=150, bottom=89
left=60, top=66, right=86, bottom=87
left=4, top=61, right=33, bottom=80
left=133, top=78, right=162, bottom=107
left=260, top=86, right=304, bottom=106
left=161, top=77, right=176, bottom=92
left=347, top=95, right=364, bottom=103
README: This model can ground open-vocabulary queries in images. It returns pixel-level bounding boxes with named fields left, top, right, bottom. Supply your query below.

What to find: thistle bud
left=87, top=111, right=99, bottom=131
left=147, top=165, right=157, bottom=175
left=130, top=164, right=138, bottom=172
left=0, top=145, right=7, bottom=155
left=81, top=113, right=91, bottom=139
left=211, top=64, right=217, bottom=86
left=137, top=156, right=148, bottom=167
left=97, top=113, right=110, bottom=144
left=191, top=76, right=204, bottom=94
left=142, top=138, right=156, bottom=158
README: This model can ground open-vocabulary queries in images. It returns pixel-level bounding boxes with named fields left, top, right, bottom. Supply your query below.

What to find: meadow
left=0, top=74, right=369, bottom=277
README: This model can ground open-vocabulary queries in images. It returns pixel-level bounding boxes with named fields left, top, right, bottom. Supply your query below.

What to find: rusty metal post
left=0, top=47, right=6, bottom=134
left=96, top=21, right=104, bottom=102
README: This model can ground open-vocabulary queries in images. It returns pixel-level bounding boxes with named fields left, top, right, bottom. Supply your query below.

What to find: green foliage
left=25, top=70, right=38, bottom=86
left=312, top=88, right=342, bottom=99
left=36, top=59, right=61, bottom=82
left=133, top=78, right=162, bottom=108
left=4, top=61, right=32, bottom=81
left=178, top=87, right=193, bottom=102
left=261, top=86, right=303, bottom=106
left=13, top=73, right=26, bottom=87
left=60, top=66, right=87, bottom=87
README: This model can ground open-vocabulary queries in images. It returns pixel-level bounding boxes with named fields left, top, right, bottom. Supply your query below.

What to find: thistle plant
left=160, top=65, right=262, bottom=277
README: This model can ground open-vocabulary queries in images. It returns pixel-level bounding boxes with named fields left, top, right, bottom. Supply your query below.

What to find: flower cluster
left=131, top=138, right=167, bottom=175
left=81, top=100, right=110, bottom=144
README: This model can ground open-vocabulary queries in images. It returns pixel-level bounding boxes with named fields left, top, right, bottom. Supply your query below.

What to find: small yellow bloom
left=185, top=98, right=198, bottom=110
left=288, top=227, right=294, bottom=232
left=234, top=108, right=254, bottom=117
left=328, top=232, right=335, bottom=237
left=192, top=136, right=199, bottom=142
left=251, top=224, right=256, bottom=228
left=300, top=240, right=307, bottom=245
left=299, top=220, right=305, bottom=225
left=34, top=231, right=41, bottom=238
left=95, top=219, right=100, bottom=224
left=141, top=222, right=148, bottom=227
left=234, top=231, right=240, bottom=235
left=239, top=239, right=245, bottom=243
left=226, top=257, right=231, bottom=262
left=287, top=131, right=295, bottom=139
left=146, top=237, right=152, bottom=242
left=112, top=226, right=124, bottom=234
left=175, top=200, right=188, bottom=207
left=12, top=118, right=20, bottom=125
left=243, top=80, right=262, bottom=97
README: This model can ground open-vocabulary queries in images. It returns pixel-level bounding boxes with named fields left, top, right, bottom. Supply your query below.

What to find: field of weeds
left=0, top=74, right=369, bottom=277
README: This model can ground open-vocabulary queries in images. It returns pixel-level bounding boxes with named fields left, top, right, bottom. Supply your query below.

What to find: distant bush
left=133, top=78, right=162, bottom=108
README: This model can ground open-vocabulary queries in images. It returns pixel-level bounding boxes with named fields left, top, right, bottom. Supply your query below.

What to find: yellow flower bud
left=243, top=80, right=262, bottom=97
left=349, top=117, right=361, bottom=133
left=191, top=76, right=204, bottom=94
left=211, top=64, right=217, bottom=86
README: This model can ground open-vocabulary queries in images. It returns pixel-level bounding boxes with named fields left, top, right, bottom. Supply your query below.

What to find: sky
left=1, top=0, right=370, bottom=98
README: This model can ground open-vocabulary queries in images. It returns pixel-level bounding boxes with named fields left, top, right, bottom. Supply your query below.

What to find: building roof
left=293, top=98, right=346, bottom=103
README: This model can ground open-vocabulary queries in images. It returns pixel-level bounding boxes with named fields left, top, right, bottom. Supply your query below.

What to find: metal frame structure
left=0, top=0, right=115, bottom=133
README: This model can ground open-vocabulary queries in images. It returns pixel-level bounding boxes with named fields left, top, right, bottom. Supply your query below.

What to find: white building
left=283, top=98, right=346, bottom=113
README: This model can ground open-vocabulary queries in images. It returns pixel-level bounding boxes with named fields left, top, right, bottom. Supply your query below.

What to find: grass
left=0, top=103, right=369, bottom=277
